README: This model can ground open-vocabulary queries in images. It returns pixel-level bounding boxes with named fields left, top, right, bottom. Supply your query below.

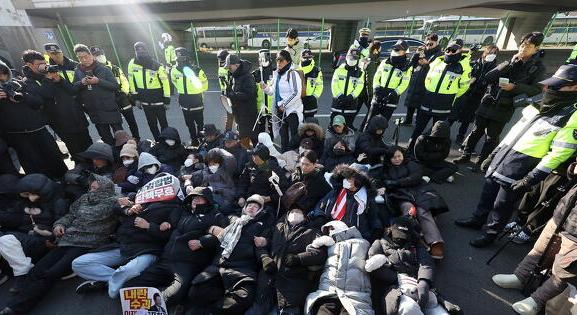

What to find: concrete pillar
left=331, top=20, right=357, bottom=52
left=496, top=12, right=552, bottom=50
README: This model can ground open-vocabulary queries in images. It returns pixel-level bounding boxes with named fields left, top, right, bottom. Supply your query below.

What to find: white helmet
left=161, top=33, right=172, bottom=42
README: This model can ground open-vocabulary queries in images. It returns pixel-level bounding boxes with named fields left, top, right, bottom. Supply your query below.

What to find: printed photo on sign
left=120, top=287, right=168, bottom=315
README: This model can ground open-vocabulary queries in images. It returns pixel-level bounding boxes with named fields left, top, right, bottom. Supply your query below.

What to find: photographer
left=67, top=44, right=123, bottom=145
left=43, top=43, right=92, bottom=160
left=0, top=53, right=68, bottom=179
left=454, top=32, right=546, bottom=172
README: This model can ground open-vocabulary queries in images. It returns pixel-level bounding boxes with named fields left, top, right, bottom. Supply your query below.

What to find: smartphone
left=499, top=77, right=510, bottom=86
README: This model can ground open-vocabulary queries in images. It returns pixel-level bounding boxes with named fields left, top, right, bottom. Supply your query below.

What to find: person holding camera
left=455, top=64, right=577, bottom=248
left=0, top=53, right=68, bottom=179
left=65, top=44, right=124, bottom=145
left=453, top=32, right=546, bottom=172
left=43, top=43, right=93, bottom=160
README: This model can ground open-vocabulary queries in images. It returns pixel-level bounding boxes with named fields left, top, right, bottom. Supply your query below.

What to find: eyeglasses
left=425, top=43, right=435, bottom=47
left=276, top=57, right=286, bottom=62
left=446, top=48, right=458, bottom=54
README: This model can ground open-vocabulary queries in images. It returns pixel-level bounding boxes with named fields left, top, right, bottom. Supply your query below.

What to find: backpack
left=287, top=69, right=307, bottom=98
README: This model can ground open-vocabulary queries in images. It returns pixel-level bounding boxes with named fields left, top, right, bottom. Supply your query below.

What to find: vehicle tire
left=262, top=40, right=271, bottom=49
left=483, top=36, right=494, bottom=46
left=230, top=43, right=236, bottom=50
left=200, top=43, right=208, bottom=49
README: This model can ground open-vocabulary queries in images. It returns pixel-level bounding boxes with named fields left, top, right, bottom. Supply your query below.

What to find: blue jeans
left=72, top=248, right=157, bottom=298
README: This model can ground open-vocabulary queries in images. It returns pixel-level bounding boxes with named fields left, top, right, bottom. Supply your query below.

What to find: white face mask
left=165, top=139, right=176, bottom=146
left=95, top=55, right=107, bottom=64
left=346, top=57, right=357, bottom=67
left=145, top=165, right=158, bottom=175
left=123, top=159, right=134, bottom=167
left=184, top=158, right=193, bottom=167
left=390, top=50, right=401, bottom=57
left=298, top=147, right=306, bottom=154
left=484, top=54, right=497, bottom=63
left=259, top=54, right=270, bottom=68
left=342, top=178, right=352, bottom=190
left=287, top=211, right=305, bottom=225
left=208, top=164, right=219, bottom=173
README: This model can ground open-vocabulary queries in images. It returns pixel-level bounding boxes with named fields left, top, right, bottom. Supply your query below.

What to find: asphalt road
left=0, top=79, right=566, bottom=315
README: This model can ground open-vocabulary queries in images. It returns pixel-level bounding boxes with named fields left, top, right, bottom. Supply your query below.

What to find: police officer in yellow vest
left=43, top=43, right=92, bottom=159
left=299, top=49, right=323, bottom=119
left=456, top=64, right=577, bottom=247
left=252, top=49, right=274, bottom=136
left=160, top=33, right=177, bottom=67
left=170, top=47, right=208, bottom=146
left=91, top=46, right=141, bottom=140
left=331, top=48, right=365, bottom=127
left=568, top=43, right=577, bottom=65
left=217, top=49, right=235, bottom=131
left=408, top=41, right=471, bottom=151
left=127, top=41, right=171, bottom=141
left=369, top=39, right=413, bottom=122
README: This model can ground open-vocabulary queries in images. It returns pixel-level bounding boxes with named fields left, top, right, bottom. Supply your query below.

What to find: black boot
left=453, top=153, right=471, bottom=164
left=454, top=217, right=484, bottom=230
left=470, top=233, right=497, bottom=248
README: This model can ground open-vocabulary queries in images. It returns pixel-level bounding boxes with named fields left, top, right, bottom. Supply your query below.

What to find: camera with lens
left=38, top=64, right=59, bottom=74
left=0, top=80, right=24, bottom=102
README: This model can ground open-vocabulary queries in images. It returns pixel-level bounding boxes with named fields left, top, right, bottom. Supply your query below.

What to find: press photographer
left=0, top=52, right=68, bottom=179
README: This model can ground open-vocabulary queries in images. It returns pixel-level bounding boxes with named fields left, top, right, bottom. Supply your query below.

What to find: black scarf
left=277, top=62, right=292, bottom=76
left=541, top=90, right=577, bottom=112
left=135, top=55, right=159, bottom=70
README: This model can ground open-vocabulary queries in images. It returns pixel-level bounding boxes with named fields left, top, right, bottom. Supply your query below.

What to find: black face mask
left=390, top=55, right=407, bottom=66
left=301, top=59, right=312, bottom=67
left=444, top=53, right=461, bottom=64
left=193, top=203, right=212, bottom=214
left=359, top=36, right=369, bottom=48
left=333, top=148, right=347, bottom=156
left=176, top=56, right=189, bottom=64
left=541, top=89, right=577, bottom=107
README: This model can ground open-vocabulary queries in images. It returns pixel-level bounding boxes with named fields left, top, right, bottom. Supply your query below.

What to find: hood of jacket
left=367, top=115, right=388, bottom=134
left=298, top=122, right=324, bottom=139
left=232, top=60, right=252, bottom=78
left=86, top=174, right=117, bottom=203
left=158, top=127, right=182, bottom=145
left=138, top=152, right=162, bottom=170
left=78, top=142, right=115, bottom=163
left=16, top=173, right=59, bottom=201
left=0, top=60, right=13, bottom=81
left=331, top=164, right=373, bottom=191
left=430, top=120, right=450, bottom=138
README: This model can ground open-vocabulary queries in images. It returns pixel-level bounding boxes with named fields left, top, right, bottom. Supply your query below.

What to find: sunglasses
left=446, top=48, right=458, bottom=53
left=425, top=43, right=435, bottom=47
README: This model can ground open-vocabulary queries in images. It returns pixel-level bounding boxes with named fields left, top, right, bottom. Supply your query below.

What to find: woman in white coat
left=261, top=50, right=304, bottom=152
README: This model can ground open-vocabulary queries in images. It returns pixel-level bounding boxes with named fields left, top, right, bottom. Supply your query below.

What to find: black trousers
left=354, top=89, right=371, bottom=128
left=462, top=115, right=506, bottom=163
left=143, top=106, right=168, bottom=141
left=5, top=128, right=68, bottom=179
left=404, top=107, right=416, bottom=124
left=473, top=177, right=525, bottom=234
left=280, top=112, right=300, bottom=152
left=422, top=161, right=458, bottom=183
left=121, top=108, right=141, bottom=140
left=182, top=109, right=204, bottom=145
left=408, top=110, right=447, bottom=151
left=188, top=276, right=256, bottom=315
left=302, top=96, right=318, bottom=119
left=58, top=129, right=93, bottom=161
left=5, top=246, right=88, bottom=314
left=125, top=258, right=204, bottom=306
left=312, top=297, right=350, bottom=315
left=94, top=123, right=123, bottom=146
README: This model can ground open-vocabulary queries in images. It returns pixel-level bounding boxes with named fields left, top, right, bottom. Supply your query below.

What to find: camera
left=38, top=64, right=59, bottom=74
left=0, top=80, right=23, bottom=102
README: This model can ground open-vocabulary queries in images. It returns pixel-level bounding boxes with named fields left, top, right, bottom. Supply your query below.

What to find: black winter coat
left=228, top=60, right=258, bottom=136
left=149, top=127, right=189, bottom=170
left=269, top=219, right=327, bottom=309
left=112, top=198, right=181, bottom=259
left=238, top=157, right=289, bottom=201
left=476, top=53, right=545, bottom=123
left=70, top=62, right=122, bottom=124
left=355, top=116, right=391, bottom=165
left=404, top=46, right=442, bottom=109
left=224, top=144, right=250, bottom=177
left=290, top=168, right=332, bottom=212
left=413, top=121, right=451, bottom=164
left=377, top=160, right=449, bottom=216
left=321, top=151, right=355, bottom=173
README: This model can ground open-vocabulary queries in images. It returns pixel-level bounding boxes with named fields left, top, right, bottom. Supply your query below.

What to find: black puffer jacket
left=355, top=116, right=391, bottom=165
left=290, top=167, right=332, bottom=212
left=238, top=156, right=289, bottom=201
left=377, top=159, right=449, bottom=216
left=476, top=52, right=545, bottom=123
left=269, top=218, right=327, bottom=309
left=112, top=198, right=181, bottom=259
left=414, top=120, right=451, bottom=164
left=404, top=46, right=442, bottom=109
left=149, top=127, right=189, bottom=170
left=4, top=174, right=69, bottom=232
left=229, top=60, right=257, bottom=134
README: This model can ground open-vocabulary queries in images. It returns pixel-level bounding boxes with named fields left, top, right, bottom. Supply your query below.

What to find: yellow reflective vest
left=421, top=55, right=471, bottom=114
left=372, top=61, right=412, bottom=96
left=568, top=44, right=577, bottom=64
left=218, top=66, right=231, bottom=93
left=299, top=60, right=323, bottom=99
left=164, top=45, right=176, bottom=66
left=127, top=58, right=170, bottom=99
left=104, top=61, right=129, bottom=94
left=331, top=64, right=364, bottom=98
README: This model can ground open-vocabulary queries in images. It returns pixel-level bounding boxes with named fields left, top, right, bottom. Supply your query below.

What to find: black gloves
left=417, top=280, right=430, bottom=309
left=374, top=86, right=387, bottom=98
left=262, top=256, right=277, bottom=274
left=511, top=176, right=535, bottom=193
left=284, top=254, right=301, bottom=267
left=387, top=90, right=399, bottom=104
left=480, top=157, right=492, bottom=172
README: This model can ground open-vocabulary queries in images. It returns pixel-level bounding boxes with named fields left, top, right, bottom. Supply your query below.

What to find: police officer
left=217, top=49, right=235, bottom=131
left=367, top=39, right=413, bottom=124
left=454, top=32, right=546, bottom=172
left=401, top=33, right=443, bottom=126
left=43, top=43, right=92, bottom=159
left=170, top=47, right=208, bottom=146
left=127, top=42, right=171, bottom=141
left=91, top=46, right=141, bottom=140
left=349, top=27, right=372, bottom=70
left=299, top=49, right=323, bottom=119
left=253, top=49, right=274, bottom=136
left=160, top=33, right=176, bottom=67
left=567, top=43, right=577, bottom=65
left=456, top=64, right=577, bottom=248
left=407, top=41, right=471, bottom=152
left=331, top=48, right=365, bottom=128
left=355, top=40, right=381, bottom=130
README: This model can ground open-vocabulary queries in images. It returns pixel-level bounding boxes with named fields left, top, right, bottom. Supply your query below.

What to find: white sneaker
left=512, top=297, right=539, bottom=315
left=511, top=230, right=532, bottom=244
left=492, top=274, right=523, bottom=289
left=422, top=176, right=431, bottom=183
left=446, top=176, right=454, bottom=183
